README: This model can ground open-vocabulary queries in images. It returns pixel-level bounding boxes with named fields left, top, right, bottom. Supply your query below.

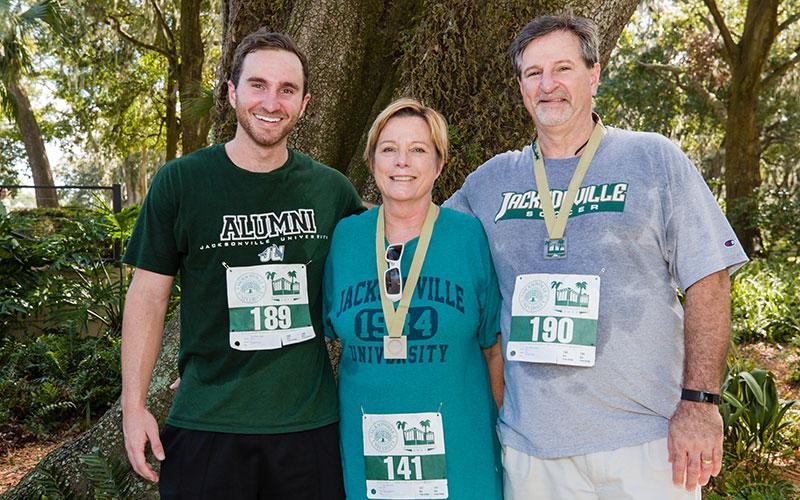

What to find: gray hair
left=509, top=14, right=600, bottom=78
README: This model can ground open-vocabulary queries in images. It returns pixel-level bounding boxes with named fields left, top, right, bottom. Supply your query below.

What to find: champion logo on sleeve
left=724, top=240, right=736, bottom=247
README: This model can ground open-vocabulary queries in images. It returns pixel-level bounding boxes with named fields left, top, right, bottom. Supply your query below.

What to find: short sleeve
left=123, top=164, right=181, bottom=276
left=334, top=170, right=365, bottom=220
left=661, top=142, right=748, bottom=291
left=322, top=226, right=341, bottom=340
left=443, top=185, right=474, bottom=216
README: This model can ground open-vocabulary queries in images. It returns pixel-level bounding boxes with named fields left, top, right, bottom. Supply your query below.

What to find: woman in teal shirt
left=323, top=98, right=503, bottom=499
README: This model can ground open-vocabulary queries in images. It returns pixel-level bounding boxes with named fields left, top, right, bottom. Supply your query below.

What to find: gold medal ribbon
left=376, top=203, right=439, bottom=339
left=533, top=121, right=607, bottom=240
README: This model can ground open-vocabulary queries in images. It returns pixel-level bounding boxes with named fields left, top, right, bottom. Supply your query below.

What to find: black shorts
left=159, top=422, right=345, bottom=500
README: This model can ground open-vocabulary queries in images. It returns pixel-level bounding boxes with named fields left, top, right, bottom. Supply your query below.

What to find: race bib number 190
left=507, top=273, right=600, bottom=367
left=226, top=263, right=314, bottom=351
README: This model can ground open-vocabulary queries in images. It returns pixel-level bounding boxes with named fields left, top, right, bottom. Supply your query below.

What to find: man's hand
left=121, top=268, right=174, bottom=482
left=123, top=406, right=165, bottom=482
left=667, top=400, right=723, bottom=490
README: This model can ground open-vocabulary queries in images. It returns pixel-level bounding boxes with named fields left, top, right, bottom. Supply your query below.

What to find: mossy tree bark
left=3, top=1, right=637, bottom=498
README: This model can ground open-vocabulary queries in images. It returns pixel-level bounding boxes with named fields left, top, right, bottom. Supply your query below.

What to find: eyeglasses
left=384, top=243, right=404, bottom=302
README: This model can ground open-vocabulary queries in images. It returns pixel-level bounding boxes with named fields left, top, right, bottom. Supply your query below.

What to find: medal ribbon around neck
left=376, top=203, right=438, bottom=339
left=532, top=120, right=607, bottom=240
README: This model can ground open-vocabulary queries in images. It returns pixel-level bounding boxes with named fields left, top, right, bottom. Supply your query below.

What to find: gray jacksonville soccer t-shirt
left=445, top=126, right=747, bottom=458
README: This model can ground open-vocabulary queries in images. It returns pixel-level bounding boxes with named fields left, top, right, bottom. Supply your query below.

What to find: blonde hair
left=364, top=98, right=449, bottom=171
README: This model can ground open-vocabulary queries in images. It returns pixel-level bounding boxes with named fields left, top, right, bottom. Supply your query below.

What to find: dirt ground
left=0, top=441, right=62, bottom=494
left=737, top=341, right=800, bottom=400
left=0, top=342, right=798, bottom=495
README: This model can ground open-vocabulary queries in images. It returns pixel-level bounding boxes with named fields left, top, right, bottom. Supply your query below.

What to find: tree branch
left=638, top=61, right=727, bottom=122
left=777, top=12, right=800, bottom=33
left=108, top=14, right=176, bottom=64
left=761, top=43, right=800, bottom=89
left=150, top=0, right=176, bottom=52
left=702, top=0, right=737, bottom=65
left=696, top=13, right=715, bottom=33
left=107, top=15, right=174, bottom=60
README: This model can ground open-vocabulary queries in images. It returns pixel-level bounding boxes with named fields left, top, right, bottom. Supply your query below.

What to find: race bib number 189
left=507, top=273, right=600, bottom=367
left=226, top=263, right=314, bottom=351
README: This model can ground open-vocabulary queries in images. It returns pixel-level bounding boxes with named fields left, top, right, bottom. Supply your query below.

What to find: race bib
left=363, top=412, right=448, bottom=499
left=226, top=264, right=314, bottom=351
left=507, top=273, right=600, bottom=366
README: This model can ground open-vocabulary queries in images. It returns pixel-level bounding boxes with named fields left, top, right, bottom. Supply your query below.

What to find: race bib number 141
left=362, top=412, right=448, bottom=499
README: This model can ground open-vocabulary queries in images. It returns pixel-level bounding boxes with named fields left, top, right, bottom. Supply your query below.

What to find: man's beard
left=235, top=105, right=298, bottom=148
left=534, top=94, right=574, bottom=128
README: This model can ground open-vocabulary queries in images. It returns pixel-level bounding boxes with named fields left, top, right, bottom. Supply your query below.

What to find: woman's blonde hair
left=364, top=98, right=449, bottom=171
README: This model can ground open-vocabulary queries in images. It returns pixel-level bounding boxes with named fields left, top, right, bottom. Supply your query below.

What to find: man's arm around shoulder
left=668, top=269, right=731, bottom=491
left=121, top=268, right=174, bottom=482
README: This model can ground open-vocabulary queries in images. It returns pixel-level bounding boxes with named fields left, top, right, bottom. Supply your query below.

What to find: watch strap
left=681, top=388, right=721, bottom=405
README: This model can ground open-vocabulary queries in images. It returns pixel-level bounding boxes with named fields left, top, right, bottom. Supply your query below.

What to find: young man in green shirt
left=121, top=30, right=362, bottom=499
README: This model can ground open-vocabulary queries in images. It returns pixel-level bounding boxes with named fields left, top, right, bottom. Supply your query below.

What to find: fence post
left=112, top=184, right=122, bottom=263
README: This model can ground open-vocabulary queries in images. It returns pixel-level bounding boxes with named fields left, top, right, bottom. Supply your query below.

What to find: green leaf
left=738, top=371, right=766, bottom=406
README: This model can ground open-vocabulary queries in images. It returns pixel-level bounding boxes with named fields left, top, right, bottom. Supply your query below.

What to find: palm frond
left=182, top=81, right=215, bottom=122
left=79, top=448, right=135, bottom=500
left=19, top=0, right=64, bottom=32
left=35, top=463, right=85, bottom=500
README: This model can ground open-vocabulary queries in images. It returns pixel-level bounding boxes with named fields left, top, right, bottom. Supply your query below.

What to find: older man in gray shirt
left=445, top=13, right=747, bottom=499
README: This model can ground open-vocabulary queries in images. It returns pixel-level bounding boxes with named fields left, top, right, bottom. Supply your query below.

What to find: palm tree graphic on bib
left=552, top=280, right=589, bottom=308
left=270, top=270, right=300, bottom=295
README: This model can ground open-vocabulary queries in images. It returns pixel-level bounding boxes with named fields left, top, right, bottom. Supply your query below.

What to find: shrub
left=757, top=187, right=800, bottom=256
left=0, top=202, right=139, bottom=335
left=720, top=365, right=796, bottom=464
left=710, top=362, right=799, bottom=497
left=0, top=328, right=121, bottom=437
left=731, top=258, right=800, bottom=344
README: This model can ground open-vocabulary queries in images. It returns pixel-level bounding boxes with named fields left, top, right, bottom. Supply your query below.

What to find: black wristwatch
left=681, top=388, right=721, bottom=405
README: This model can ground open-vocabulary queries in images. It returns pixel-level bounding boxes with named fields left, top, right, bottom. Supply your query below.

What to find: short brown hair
left=509, top=14, right=600, bottom=78
left=364, top=98, right=449, bottom=171
left=229, top=29, right=309, bottom=95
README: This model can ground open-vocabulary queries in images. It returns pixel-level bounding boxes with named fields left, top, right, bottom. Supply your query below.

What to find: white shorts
left=502, top=438, right=702, bottom=499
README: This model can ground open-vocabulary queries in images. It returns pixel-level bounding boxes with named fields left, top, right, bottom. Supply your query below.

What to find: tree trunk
left=179, top=0, right=207, bottom=154
left=166, top=66, right=179, bottom=162
left=724, top=78, right=763, bottom=257
left=5, top=75, right=59, bottom=208
left=3, top=2, right=638, bottom=496
left=721, top=0, right=779, bottom=257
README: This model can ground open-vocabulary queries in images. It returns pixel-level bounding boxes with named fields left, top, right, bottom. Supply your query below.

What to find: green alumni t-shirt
left=124, top=144, right=362, bottom=434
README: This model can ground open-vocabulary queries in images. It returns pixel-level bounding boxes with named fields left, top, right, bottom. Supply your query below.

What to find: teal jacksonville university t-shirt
left=324, top=207, right=503, bottom=499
